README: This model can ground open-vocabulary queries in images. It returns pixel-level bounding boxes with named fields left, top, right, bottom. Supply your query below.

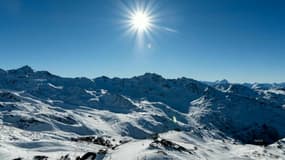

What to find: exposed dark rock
left=71, top=136, right=113, bottom=148
left=119, top=139, right=132, bottom=145
left=78, top=152, right=96, bottom=160
left=98, top=148, right=108, bottom=154
left=156, top=150, right=168, bottom=155
left=59, top=154, right=71, bottom=160
left=150, top=138, right=193, bottom=154
left=33, top=155, right=48, bottom=160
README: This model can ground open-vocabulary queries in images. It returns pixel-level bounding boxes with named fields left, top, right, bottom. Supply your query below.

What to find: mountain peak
left=18, top=65, right=33, bottom=71
left=215, top=79, right=229, bottom=84
left=139, top=72, right=164, bottom=79
left=8, top=65, right=34, bottom=75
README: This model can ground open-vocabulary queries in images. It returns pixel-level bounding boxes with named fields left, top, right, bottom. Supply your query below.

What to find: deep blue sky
left=0, top=0, right=284, bottom=83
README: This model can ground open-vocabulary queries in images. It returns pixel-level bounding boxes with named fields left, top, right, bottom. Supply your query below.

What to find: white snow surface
left=0, top=66, right=285, bottom=160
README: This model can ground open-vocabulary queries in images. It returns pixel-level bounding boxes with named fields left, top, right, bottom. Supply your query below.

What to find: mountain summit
left=8, top=65, right=34, bottom=75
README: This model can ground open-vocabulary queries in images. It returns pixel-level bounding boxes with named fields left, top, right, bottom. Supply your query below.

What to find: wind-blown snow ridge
left=0, top=66, right=285, bottom=160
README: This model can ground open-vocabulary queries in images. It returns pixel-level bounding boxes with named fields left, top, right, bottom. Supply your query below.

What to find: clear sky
left=0, top=0, right=284, bottom=83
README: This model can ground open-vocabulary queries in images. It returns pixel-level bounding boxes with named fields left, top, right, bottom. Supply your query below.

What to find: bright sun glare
left=121, top=0, right=158, bottom=48
left=121, top=1, right=177, bottom=49
left=131, top=11, right=151, bottom=31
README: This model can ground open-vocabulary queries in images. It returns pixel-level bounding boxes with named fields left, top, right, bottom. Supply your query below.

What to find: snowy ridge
left=0, top=66, right=285, bottom=160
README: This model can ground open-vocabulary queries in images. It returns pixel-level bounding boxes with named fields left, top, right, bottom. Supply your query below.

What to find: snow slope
left=0, top=66, right=285, bottom=160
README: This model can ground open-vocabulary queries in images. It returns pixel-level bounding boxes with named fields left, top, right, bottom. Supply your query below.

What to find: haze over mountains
left=0, top=66, right=285, bottom=160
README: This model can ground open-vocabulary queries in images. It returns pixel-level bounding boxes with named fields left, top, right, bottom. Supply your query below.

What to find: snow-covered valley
left=0, top=66, right=285, bottom=160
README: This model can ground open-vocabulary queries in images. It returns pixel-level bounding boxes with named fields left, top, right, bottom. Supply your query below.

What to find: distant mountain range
left=0, top=66, right=285, bottom=160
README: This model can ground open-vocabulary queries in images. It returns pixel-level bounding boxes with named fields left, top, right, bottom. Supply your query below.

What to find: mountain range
left=0, top=66, right=285, bottom=160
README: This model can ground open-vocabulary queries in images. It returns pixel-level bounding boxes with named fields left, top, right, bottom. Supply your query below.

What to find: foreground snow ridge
left=0, top=66, right=285, bottom=160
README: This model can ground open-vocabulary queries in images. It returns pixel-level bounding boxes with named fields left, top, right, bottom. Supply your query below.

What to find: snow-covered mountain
left=0, top=66, right=285, bottom=160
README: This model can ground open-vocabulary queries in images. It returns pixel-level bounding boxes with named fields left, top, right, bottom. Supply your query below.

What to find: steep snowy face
left=243, top=83, right=285, bottom=106
left=94, top=73, right=215, bottom=113
left=206, top=79, right=260, bottom=98
left=195, top=80, right=285, bottom=145
left=208, top=80, right=285, bottom=107
left=227, top=84, right=259, bottom=97
left=0, top=67, right=100, bottom=109
left=190, top=93, right=285, bottom=145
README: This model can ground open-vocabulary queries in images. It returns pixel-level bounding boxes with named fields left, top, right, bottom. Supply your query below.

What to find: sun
left=119, top=1, right=176, bottom=49
left=130, top=11, right=151, bottom=32
left=119, top=0, right=159, bottom=48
